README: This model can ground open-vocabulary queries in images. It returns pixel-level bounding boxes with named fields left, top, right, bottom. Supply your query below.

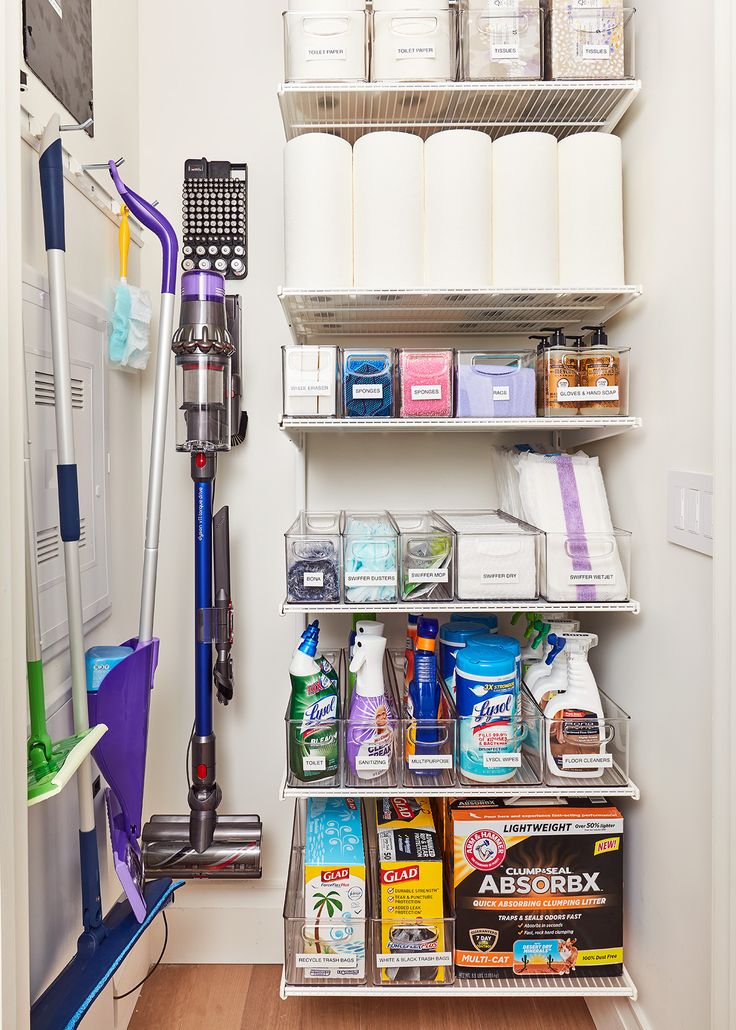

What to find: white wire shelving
left=278, top=80, right=641, bottom=144
left=280, top=966, right=637, bottom=999
left=279, top=286, right=642, bottom=342
left=280, top=415, right=642, bottom=447
left=279, top=768, right=640, bottom=802
left=281, top=599, right=641, bottom=615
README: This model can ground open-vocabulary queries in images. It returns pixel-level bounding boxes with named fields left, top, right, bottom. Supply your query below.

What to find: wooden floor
left=129, top=965, right=596, bottom=1030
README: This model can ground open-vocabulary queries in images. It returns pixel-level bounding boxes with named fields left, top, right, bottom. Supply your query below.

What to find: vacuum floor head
left=142, top=814, right=262, bottom=880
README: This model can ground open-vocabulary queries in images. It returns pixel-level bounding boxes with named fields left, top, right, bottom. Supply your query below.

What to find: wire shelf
left=281, top=599, right=640, bottom=615
left=279, top=768, right=640, bottom=802
left=280, top=966, right=637, bottom=999
left=279, top=286, right=642, bottom=341
left=280, top=416, right=642, bottom=443
left=278, top=80, right=641, bottom=144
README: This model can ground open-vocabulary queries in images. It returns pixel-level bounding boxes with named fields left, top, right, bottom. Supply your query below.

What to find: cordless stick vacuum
left=142, top=270, right=262, bottom=878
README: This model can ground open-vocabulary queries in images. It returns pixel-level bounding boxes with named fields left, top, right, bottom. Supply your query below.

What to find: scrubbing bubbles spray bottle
left=544, top=633, right=607, bottom=779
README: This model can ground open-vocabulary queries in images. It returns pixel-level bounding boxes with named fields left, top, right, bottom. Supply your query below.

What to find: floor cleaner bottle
left=348, top=634, right=394, bottom=780
left=544, top=633, right=606, bottom=780
left=525, top=620, right=579, bottom=695
left=288, top=620, right=340, bottom=782
left=528, top=634, right=567, bottom=708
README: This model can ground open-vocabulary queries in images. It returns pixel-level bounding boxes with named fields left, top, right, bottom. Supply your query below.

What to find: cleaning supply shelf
left=279, top=286, right=642, bottom=341
left=279, top=967, right=637, bottom=999
left=280, top=415, right=642, bottom=445
left=279, top=768, right=641, bottom=801
left=278, top=81, right=642, bottom=145
left=281, top=600, right=641, bottom=615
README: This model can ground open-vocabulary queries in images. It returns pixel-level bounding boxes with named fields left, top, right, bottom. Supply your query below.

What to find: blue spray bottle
left=407, top=617, right=441, bottom=774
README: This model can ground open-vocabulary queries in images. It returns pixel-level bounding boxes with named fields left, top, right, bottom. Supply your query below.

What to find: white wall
left=19, top=4, right=154, bottom=1024
left=586, top=3, right=715, bottom=1028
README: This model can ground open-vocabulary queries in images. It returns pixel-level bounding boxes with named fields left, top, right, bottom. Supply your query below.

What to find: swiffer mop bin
left=142, top=270, right=262, bottom=878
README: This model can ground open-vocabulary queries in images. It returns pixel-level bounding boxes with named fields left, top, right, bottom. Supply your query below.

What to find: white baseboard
left=160, top=884, right=283, bottom=964
left=587, top=997, right=651, bottom=1030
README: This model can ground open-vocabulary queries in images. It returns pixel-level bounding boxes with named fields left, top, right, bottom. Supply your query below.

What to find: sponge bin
left=391, top=510, right=455, bottom=602
left=283, top=798, right=370, bottom=987
left=285, top=511, right=343, bottom=604
left=437, top=510, right=542, bottom=601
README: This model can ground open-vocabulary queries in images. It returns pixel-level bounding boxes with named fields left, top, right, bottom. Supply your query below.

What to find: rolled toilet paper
left=558, top=132, right=625, bottom=287
left=492, top=132, right=558, bottom=287
left=284, top=133, right=353, bottom=287
left=354, top=131, right=424, bottom=288
left=424, top=130, right=492, bottom=287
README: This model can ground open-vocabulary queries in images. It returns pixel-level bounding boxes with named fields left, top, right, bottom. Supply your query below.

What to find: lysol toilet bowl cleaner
left=438, top=621, right=487, bottom=700
left=456, top=644, right=519, bottom=783
left=544, top=633, right=606, bottom=779
left=348, top=634, right=394, bottom=780
left=288, top=620, right=340, bottom=782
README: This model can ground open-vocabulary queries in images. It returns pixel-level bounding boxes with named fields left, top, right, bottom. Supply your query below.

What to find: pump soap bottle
left=533, top=327, right=579, bottom=416
left=579, top=324, right=621, bottom=416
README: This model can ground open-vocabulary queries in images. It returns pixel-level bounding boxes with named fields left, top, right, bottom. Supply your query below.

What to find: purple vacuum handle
left=108, top=161, right=178, bottom=295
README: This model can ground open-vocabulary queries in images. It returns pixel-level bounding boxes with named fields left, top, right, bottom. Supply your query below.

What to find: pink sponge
left=399, top=350, right=454, bottom=417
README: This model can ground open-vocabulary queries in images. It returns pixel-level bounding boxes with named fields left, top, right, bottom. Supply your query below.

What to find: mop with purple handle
left=85, top=161, right=179, bottom=922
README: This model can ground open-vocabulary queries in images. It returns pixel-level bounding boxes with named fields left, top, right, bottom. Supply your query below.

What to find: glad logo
left=381, top=865, right=419, bottom=885
left=391, top=798, right=415, bottom=821
left=322, top=868, right=349, bottom=883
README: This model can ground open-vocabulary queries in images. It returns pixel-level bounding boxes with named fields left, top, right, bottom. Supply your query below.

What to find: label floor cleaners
left=449, top=798, right=623, bottom=978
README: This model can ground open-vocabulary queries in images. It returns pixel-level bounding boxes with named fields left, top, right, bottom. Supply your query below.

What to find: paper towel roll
left=558, top=133, right=625, bottom=287
left=492, top=132, right=558, bottom=287
left=284, top=133, right=353, bottom=287
left=424, top=130, right=492, bottom=287
left=354, top=131, right=424, bottom=288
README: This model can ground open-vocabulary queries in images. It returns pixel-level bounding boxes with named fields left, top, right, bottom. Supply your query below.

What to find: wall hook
left=82, top=157, right=124, bottom=171
left=59, top=117, right=94, bottom=132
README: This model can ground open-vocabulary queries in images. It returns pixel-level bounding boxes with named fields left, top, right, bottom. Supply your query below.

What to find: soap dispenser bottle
left=532, top=327, right=579, bottom=417
left=580, top=324, right=621, bottom=416
left=543, top=632, right=606, bottom=780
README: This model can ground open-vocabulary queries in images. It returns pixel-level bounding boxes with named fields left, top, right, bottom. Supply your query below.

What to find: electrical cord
left=112, top=911, right=169, bottom=1001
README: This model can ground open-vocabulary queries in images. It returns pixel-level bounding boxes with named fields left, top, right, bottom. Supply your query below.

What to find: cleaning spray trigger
left=545, top=633, right=566, bottom=665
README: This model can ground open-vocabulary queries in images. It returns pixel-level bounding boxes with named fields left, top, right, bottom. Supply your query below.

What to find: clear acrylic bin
left=283, top=799, right=369, bottom=987
left=537, top=344, right=630, bottom=417
left=282, top=346, right=339, bottom=418
left=285, top=511, right=342, bottom=604
left=398, top=350, right=454, bottom=418
left=285, top=650, right=343, bottom=789
left=461, top=3, right=543, bottom=81
left=283, top=6, right=369, bottom=83
left=343, top=649, right=402, bottom=789
left=392, top=511, right=455, bottom=602
left=457, top=685, right=544, bottom=788
left=437, top=510, right=542, bottom=601
left=455, top=351, right=537, bottom=418
left=365, top=800, right=456, bottom=986
left=387, top=650, right=459, bottom=789
left=371, top=2, right=457, bottom=82
left=540, top=528, right=631, bottom=603
left=543, top=688, right=631, bottom=787
left=343, top=511, right=400, bottom=604
left=342, top=348, right=396, bottom=418
left=545, top=5, right=636, bottom=81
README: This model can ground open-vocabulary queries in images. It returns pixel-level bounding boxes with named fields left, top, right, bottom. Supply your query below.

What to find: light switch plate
left=667, top=471, right=713, bottom=556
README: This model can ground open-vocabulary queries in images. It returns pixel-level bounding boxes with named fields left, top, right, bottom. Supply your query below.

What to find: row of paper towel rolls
left=284, top=130, right=624, bottom=289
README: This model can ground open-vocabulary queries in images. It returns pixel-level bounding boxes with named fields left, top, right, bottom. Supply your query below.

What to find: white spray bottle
left=544, top=633, right=606, bottom=779
left=347, top=634, right=394, bottom=780
left=526, top=620, right=580, bottom=697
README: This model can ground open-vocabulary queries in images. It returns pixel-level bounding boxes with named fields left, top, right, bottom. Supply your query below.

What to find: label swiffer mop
left=450, top=798, right=623, bottom=979
left=375, top=798, right=447, bottom=982
left=302, top=798, right=366, bottom=979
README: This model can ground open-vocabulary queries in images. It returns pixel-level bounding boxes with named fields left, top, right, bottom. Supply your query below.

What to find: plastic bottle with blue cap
left=456, top=643, right=520, bottom=783
left=438, top=620, right=488, bottom=699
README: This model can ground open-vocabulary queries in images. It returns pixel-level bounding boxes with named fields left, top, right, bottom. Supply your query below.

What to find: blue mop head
left=30, top=878, right=183, bottom=1030
left=109, top=282, right=131, bottom=364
